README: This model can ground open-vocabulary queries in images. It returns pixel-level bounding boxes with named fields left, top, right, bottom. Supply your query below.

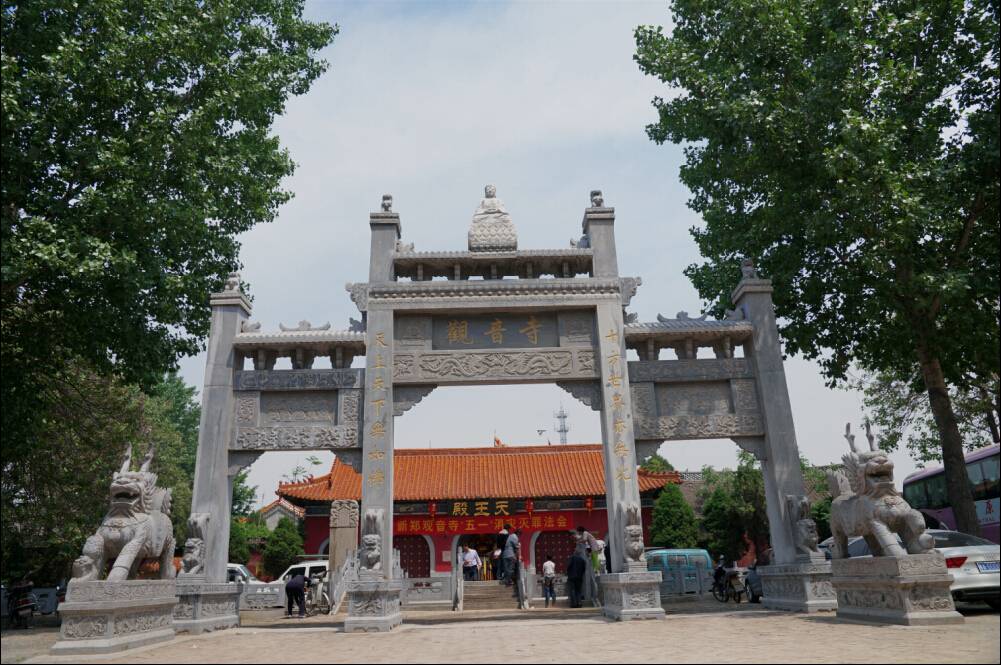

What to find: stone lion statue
left=72, top=444, right=177, bottom=581
left=826, top=423, right=933, bottom=559
left=358, top=508, right=384, bottom=572
left=179, top=512, right=209, bottom=576
left=786, top=494, right=822, bottom=559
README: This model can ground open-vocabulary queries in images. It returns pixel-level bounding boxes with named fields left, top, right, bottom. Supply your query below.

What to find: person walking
left=461, top=544, right=482, bottom=581
left=541, top=554, right=557, bottom=608
left=576, top=526, right=600, bottom=571
left=284, top=571, right=310, bottom=618
left=566, top=550, right=587, bottom=608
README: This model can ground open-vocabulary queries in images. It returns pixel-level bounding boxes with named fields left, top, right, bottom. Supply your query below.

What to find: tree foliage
left=650, top=483, right=698, bottom=548
left=698, top=453, right=769, bottom=562
left=635, top=0, right=998, bottom=534
left=262, top=517, right=303, bottom=579
left=231, top=470, right=258, bottom=518
left=856, top=370, right=999, bottom=466
left=0, top=370, right=201, bottom=582
left=640, top=452, right=675, bottom=473
left=1, top=0, right=337, bottom=490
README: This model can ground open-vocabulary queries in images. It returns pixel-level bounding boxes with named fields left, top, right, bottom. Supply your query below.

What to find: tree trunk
left=915, top=345, right=980, bottom=536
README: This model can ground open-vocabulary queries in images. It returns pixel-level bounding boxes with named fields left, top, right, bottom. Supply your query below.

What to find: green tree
left=262, top=517, right=303, bottom=579
left=856, top=370, right=999, bottom=466
left=698, top=454, right=769, bottom=562
left=649, top=483, right=698, bottom=548
left=635, top=0, right=999, bottom=536
left=231, top=470, right=258, bottom=518
left=0, top=368, right=201, bottom=581
left=1, top=1, right=337, bottom=498
left=640, top=452, right=675, bottom=473
left=229, top=519, right=252, bottom=565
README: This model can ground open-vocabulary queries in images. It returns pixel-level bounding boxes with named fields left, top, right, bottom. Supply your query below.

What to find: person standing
left=566, top=551, right=587, bottom=608
left=576, top=525, right=600, bottom=571
left=501, top=524, right=519, bottom=586
left=461, top=544, right=482, bottom=581
left=494, top=525, right=510, bottom=581
left=541, top=554, right=557, bottom=608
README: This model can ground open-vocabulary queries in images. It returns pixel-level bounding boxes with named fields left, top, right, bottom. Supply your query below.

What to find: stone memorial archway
left=186, top=187, right=833, bottom=632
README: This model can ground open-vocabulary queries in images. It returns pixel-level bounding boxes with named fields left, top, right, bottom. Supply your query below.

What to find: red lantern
left=428, top=502, right=437, bottom=518
left=525, top=498, right=534, bottom=516
left=585, top=497, right=594, bottom=514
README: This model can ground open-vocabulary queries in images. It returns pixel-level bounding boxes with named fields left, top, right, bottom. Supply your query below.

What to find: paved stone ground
left=6, top=602, right=999, bottom=664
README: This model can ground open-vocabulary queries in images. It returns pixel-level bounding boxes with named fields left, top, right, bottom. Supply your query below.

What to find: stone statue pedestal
left=344, top=575, right=403, bottom=633
left=50, top=580, right=177, bottom=656
left=173, top=578, right=242, bottom=634
left=598, top=568, right=665, bottom=621
left=759, top=560, right=836, bottom=613
left=831, top=552, right=963, bottom=625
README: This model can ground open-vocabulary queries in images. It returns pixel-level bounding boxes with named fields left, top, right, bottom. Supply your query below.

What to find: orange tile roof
left=277, top=444, right=679, bottom=503
left=258, top=497, right=305, bottom=518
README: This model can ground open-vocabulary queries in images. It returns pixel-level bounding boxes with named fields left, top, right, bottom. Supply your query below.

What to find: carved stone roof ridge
left=394, top=248, right=593, bottom=259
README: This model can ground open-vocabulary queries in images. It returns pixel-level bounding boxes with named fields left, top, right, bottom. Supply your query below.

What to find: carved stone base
left=598, top=571, right=666, bottom=621
left=50, top=580, right=177, bottom=656
left=344, top=576, right=403, bottom=633
left=831, top=552, right=964, bottom=626
left=174, top=579, right=241, bottom=634
left=759, top=560, right=836, bottom=613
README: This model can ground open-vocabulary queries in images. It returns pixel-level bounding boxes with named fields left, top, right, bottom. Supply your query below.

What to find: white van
left=277, top=560, right=329, bottom=583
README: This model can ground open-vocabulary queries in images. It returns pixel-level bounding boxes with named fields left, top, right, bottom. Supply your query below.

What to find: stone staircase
left=461, top=581, right=523, bottom=611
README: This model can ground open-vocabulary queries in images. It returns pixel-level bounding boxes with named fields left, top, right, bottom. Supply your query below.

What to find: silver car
left=819, top=529, right=1000, bottom=609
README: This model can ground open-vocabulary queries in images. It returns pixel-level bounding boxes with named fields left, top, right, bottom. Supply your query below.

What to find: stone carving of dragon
left=826, top=423, right=933, bottom=559
left=72, top=444, right=177, bottom=582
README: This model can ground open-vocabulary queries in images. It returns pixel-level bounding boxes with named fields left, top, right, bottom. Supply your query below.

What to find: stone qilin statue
left=785, top=494, right=822, bottom=559
left=623, top=504, right=647, bottom=566
left=179, top=512, right=209, bottom=576
left=359, top=508, right=384, bottom=572
left=72, top=444, right=177, bottom=581
left=826, top=423, right=933, bottom=559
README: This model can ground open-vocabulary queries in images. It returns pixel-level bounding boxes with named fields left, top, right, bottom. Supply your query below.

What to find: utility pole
left=554, top=404, right=570, bottom=445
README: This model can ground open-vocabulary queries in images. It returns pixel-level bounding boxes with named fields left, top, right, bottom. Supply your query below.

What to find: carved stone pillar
left=328, top=500, right=359, bottom=573
left=191, top=275, right=251, bottom=583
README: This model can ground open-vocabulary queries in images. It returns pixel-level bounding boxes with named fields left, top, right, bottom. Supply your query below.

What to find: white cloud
left=177, top=1, right=907, bottom=507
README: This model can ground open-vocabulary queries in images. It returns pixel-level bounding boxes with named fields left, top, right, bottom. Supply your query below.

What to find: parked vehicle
left=818, top=529, right=1000, bottom=609
left=6, top=580, right=38, bottom=629
left=903, top=445, right=999, bottom=544
left=227, top=563, right=265, bottom=585
left=277, top=560, right=329, bottom=583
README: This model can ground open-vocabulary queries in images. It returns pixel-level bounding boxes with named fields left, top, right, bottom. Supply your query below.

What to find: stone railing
left=240, top=581, right=284, bottom=610
left=328, top=550, right=357, bottom=615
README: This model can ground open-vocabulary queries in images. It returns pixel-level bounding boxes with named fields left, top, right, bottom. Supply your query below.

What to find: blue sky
left=175, top=0, right=908, bottom=506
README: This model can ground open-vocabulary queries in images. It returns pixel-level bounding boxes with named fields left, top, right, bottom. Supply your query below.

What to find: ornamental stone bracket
left=393, top=385, right=437, bottom=416
left=556, top=380, right=602, bottom=411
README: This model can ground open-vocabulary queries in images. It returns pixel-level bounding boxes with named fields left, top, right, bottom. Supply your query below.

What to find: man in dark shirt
left=566, top=551, right=587, bottom=608
left=284, top=572, right=310, bottom=618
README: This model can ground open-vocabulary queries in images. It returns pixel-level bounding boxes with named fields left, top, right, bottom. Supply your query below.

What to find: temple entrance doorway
left=456, top=534, right=498, bottom=580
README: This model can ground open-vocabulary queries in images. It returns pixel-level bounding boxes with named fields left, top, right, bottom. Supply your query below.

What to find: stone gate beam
left=191, top=275, right=251, bottom=582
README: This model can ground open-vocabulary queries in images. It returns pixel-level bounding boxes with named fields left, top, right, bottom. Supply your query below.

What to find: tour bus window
left=976, top=455, right=1000, bottom=500
left=904, top=481, right=927, bottom=510
left=925, top=474, right=948, bottom=510
left=968, top=461, right=987, bottom=501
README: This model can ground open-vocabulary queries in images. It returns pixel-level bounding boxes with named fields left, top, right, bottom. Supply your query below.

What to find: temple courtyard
left=4, top=602, right=998, bottom=664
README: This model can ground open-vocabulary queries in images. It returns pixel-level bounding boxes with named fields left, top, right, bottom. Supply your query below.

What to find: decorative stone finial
left=740, top=257, right=758, bottom=279
left=590, top=189, right=604, bottom=207
left=224, top=272, right=240, bottom=291
left=468, top=184, right=517, bottom=251
left=381, top=194, right=393, bottom=212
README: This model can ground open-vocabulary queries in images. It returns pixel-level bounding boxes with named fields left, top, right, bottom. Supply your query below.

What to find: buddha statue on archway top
left=468, top=184, right=518, bottom=252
